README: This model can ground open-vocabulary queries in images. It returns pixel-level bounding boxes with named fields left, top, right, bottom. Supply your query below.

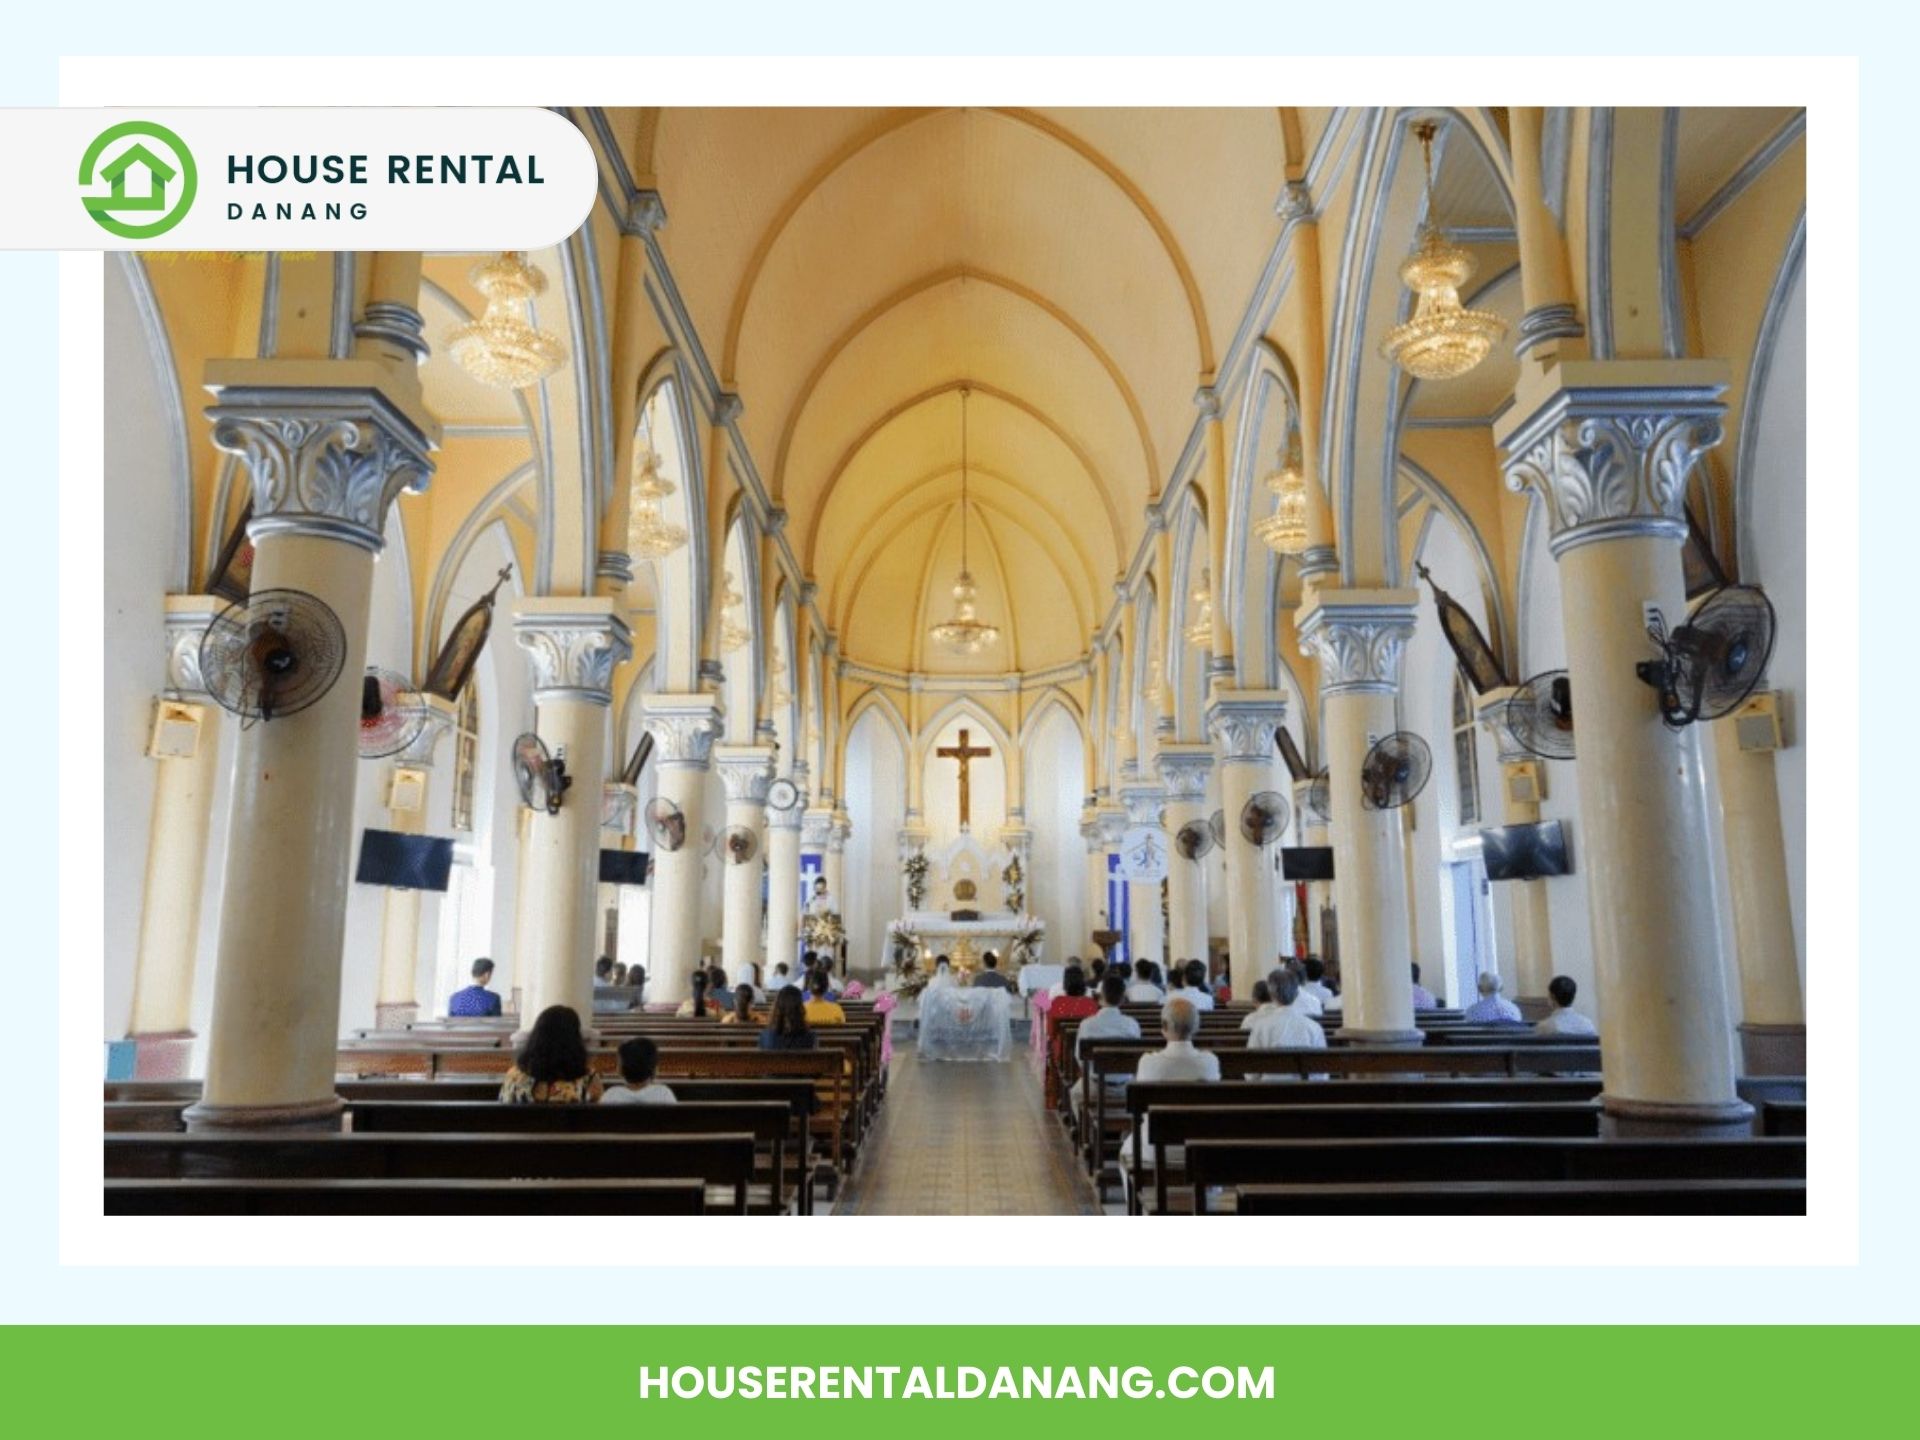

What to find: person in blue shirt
left=448, top=958, right=502, bottom=1018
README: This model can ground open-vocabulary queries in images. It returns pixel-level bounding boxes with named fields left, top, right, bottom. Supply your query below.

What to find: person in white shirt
left=1124, top=959, right=1166, bottom=1005
left=1300, top=957, right=1336, bottom=1009
left=1180, top=960, right=1216, bottom=1010
left=1240, top=979, right=1276, bottom=1032
left=601, top=1037, right=677, bottom=1105
left=1136, top=998, right=1221, bottom=1083
left=1076, top=973, right=1143, bottom=1059
left=1463, top=969, right=1525, bottom=1023
left=1533, top=974, right=1598, bottom=1037
left=1270, top=962, right=1324, bottom=1017
left=1247, top=973, right=1328, bottom=1052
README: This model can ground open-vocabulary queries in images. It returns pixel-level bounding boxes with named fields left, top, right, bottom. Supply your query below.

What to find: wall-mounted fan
left=1240, top=790, right=1291, bottom=846
left=1207, top=809, right=1227, bottom=849
left=1360, top=732, right=1432, bottom=810
left=767, top=778, right=801, bottom=813
left=199, top=588, right=347, bottom=725
left=512, top=732, right=571, bottom=814
left=1305, top=770, right=1333, bottom=824
left=1175, top=819, right=1215, bottom=861
left=644, top=796, right=687, bottom=852
left=723, top=825, right=760, bottom=866
left=1507, top=669, right=1576, bottom=761
left=358, top=667, right=429, bottom=759
left=1637, top=585, right=1776, bottom=728
left=1276, top=727, right=1311, bottom=784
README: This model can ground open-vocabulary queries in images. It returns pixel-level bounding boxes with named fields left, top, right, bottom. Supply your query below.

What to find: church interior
left=101, top=105, right=1809, bottom=1216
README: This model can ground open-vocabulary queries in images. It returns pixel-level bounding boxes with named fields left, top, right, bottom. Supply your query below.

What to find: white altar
left=899, top=911, right=1037, bottom=963
left=916, top=982, right=1014, bottom=1062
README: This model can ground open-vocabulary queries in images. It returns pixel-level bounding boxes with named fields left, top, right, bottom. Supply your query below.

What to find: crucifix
left=936, top=727, right=993, bottom=830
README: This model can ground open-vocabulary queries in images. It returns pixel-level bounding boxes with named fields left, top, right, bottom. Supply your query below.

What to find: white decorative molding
left=1095, top=805, right=1130, bottom=846
left=162, top=596, right=220, bottom=700
left=1155, top=743, right=1215, bottom=802
left=800, top=810, right=835, bottom=851
left=713, top=744, right=776, bottom=805
left=514, top=603, right=632, bottom=706
left=1205, top=689, right=1288, bottom=764
left=595, top=549, right=635, bottom=587
left=641, top=695, right=723, bottom=770
left=829, top=811, right=852, bottom=854
left=768, top=788, right=807, bottom=831
left=1295, top=592, right=1417, bottom=697
left=206, top=386, right=434, bottom=553
left=1473, top=686, right=1533, bottom=766
left=395, top=701, right=457, bottom=768
left=1497, top=362, right=1728, bottom=559
left=1119, top=782, right=1166, bottom=829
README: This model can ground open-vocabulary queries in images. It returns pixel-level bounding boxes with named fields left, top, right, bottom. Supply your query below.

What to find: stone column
left=510, top=600, right=630, bottom=1034
left=1290, top=778, right=1332, bottom=961
left=1709, top=695, right=1805, bottom=1074
left=826, top=810, right=852, bottom=924
left=764, top=783, right=806, bottom=983
left=641, top=694, right=722, bottom=1004
left=714, top=745, right=776, bottom=987
left=1080, top=809, right=1108, bottom=944
left=1118, top=773, right=1167, bottom=971
left=373, top=696, right=456, bottom=1029
left=187, top=368, right=436, bottom=1130
left=1474, top=688, right=1557, bottom=1006
left=1499, top=358, right=1749, bottom=1134
left=1205, top=690, right=1288, bottom=999
left=1095, top=804, right=1129, bottom=962
left=1298, top=595, right=1422, bottom=1045
left=1157, top=744, right=1214, bottom=973
left=124, top=597, right=224, bottom=1079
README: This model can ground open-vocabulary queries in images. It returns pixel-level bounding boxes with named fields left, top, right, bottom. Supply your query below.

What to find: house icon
left=89, top=142, right=178, bottom=215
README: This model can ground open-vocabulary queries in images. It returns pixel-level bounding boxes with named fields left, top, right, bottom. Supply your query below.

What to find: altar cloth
left=916, top=984, right=1014, bottom=1063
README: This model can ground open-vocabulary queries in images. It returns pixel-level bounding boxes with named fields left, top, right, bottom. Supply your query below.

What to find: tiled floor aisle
left=836, top=1038, right=1100, bottom=1215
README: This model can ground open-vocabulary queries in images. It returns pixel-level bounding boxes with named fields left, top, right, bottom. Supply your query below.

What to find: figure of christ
left=936, top=727, right=993, bottom=830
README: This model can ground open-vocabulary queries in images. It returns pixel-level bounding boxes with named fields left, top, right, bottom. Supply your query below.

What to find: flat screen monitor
left=1480, top=820, right=1571, bottom=881
left=355, top=829, right=453, bottom=892
left=599, top=849, right=651, bottom=887
left=1281, top=846, right=1335, bottom=882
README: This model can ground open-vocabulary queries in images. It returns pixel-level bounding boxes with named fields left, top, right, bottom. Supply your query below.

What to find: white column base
left=182, top=1094, right=345, bottom=1131
left=1600, top=1095, right=1756, bottom=1139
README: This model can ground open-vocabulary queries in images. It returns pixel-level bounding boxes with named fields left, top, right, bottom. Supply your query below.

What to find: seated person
left=675, top=970, right=713, bottom=1018
left=1047, top=965, right=1099, bottom=1025
left=706, top=964, right=736, bottom=1011
left=972, top=951, right=1013, bottom=990
left=1088, top=957, right=1108, bottom=988
left=1463, top=969, right=1525, bottom=1023
left=759, top=985, right=817, bottom=1050
left=802, top=969, right=847, bottom=1025
left=613, top=962, right=629, bottom=986
left=1137, top=998, right=1220, bottom=1082
left=602, top=1036, right=676, bottom=1104
left=770, top=962, right=794, bottom=990
left=1247, top=972, right=1328, bottom=1052
left=1124, top=958, right=1165, bottom=1004
left=1410, top=962, right=1439, bottom=1010
left=1534, top=974, right=1598, bottom=1037
left=594, top=956, right=616, bottom=985
left=720, top=986, right=757, bottom=1026
left=1239, top=979, right=1275, bottom=1030
left=498, top=1005, right=602, bottom=1103
left=1280, top=961, right=1324, bottom=1017
left=626, top=963, right=648, bottom=1009
left=1076, top=972, right=1142, bottom=1060
left=448, top=957, right=502, bottom=1018
left=1181, top=960, right=1216, bottom=1011
left=1300, top=956, right=1335, bottom=1007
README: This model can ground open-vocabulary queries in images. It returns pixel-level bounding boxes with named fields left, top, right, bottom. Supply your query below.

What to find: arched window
left=1451, top=672, right=1481, bottom=827
left=450, top=682, right=480, bottom=834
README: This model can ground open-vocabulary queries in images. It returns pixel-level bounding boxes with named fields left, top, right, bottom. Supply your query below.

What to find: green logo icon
left=78, top=121, right=197, bottom=239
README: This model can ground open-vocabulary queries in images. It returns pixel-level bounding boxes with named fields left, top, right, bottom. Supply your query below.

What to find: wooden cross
left=936, top=727, right=992, bottom=829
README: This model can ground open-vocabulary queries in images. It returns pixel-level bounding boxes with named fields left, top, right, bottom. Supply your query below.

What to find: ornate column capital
left=1205, top=688, right=1288, bottom=764
left=641, top=693, right=723, bottom=771
left=1474, top=686, right=1535, bottom=765
left=713, top=744, right=776, bottom=805
left=801, top=810, right=835, bottom=850
left=162, top=594, right=222, bottom=700
left=1296, top=590, right=1418, bottom=696
left=204, top=367, right=437, bottom=553
left=395, top=694, right=458, bottom=767
left=768, top=791, right=807, bottom=832
left=1154, top=742, right=1215, bottom=802
left=829, top=810, right=853, bottom=852
left=513, top=598, right=631, bottom=706
left=1095, top=804, right=1130, bottom=846
left=1496, top=359, right=1728, bottom=559
left=1119, top=782, right=1166, bottom=829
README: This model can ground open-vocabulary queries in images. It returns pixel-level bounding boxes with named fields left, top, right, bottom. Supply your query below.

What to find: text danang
left=225, top=154, right=546, bottom=185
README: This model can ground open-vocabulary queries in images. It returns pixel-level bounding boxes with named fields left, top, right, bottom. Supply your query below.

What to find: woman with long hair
left=721, top=984, right=756, bottom=1026
left=675, top=969, right=711, bottom=1018
left=498, top=1005, right=601, bottom=1103
left=758, top=984, right=816, bottom=1050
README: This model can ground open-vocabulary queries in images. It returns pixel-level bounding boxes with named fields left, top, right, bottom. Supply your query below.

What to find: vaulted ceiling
left=629, top=106, right=1294, bottom=673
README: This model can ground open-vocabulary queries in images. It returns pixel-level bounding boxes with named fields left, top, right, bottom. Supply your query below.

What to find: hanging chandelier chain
left=959, top=385, right=971, bottom=573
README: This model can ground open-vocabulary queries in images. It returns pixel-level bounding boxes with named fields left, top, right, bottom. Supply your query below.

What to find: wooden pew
left=1181, top=1136, right=1807, bottom=1214
left=1761, top=1101, right=1807, bottom=1137
left=1136, top=1102, right=1603, bottom=1214
left=105, top=1132, right=760, bottom=1214
left=346, top=1100, right=802, bottom=1215
left=105, top=1177, right=708, bottom=1216
left=1232, top=1178, right=1806, bottom=1215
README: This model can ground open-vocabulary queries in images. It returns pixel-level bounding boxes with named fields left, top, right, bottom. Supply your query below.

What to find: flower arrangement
left=903, top=851, right=930, bottom=910
left=1009, top=922, right=1046, bottom=968
left=885, top=921, right=929, bottom=998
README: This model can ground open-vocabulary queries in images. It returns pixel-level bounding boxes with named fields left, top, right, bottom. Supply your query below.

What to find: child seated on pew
left=602, top=1037, right=677, bottom=1105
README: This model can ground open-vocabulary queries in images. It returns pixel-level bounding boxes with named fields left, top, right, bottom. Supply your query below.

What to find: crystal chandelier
left=1184, top=569, right=1215, bottom=649
left=1379, top=122, right=1508, bottom=381
left=626, top=447, right=688, bottom=560
left=719, top=571, right=750, bottom=654
left=448, top=251, right=567, bottom=390
left=1253, top=428, right=1310, bottom=556
left=928, top=387, right=1003, bottom=656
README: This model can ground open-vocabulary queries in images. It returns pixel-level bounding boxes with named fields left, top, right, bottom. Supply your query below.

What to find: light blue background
left=6, top=2, right=1906, bottom=1324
